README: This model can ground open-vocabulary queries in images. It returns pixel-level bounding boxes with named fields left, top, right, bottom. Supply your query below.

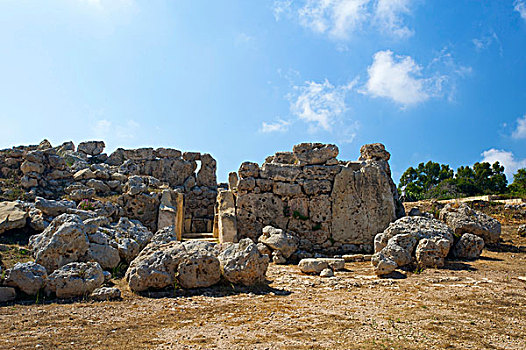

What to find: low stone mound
left=439, top=203, right=501, bottom=244
left=372, top=216, right=454, bottom=276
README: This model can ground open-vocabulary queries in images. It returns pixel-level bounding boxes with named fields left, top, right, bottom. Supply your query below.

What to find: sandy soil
left=1, top=223, right=526, bottom=349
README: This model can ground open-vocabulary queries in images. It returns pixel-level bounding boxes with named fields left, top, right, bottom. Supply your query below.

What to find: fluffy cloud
left=374, top=0, right=413, bottom=38
left=298, top=0, right=370, bottom=40
left=260, top=119, right=291, bottom=133
left=289, top=79, right=351, bottom=131
left=273, top=0, right=414, bottom=40
left=515, top=1, right=526, bottom=21
left=362, top=50, right=431, bottom=106
left=481, top=149, right=526, bottom=180
left=512, top=114, right=526, bottom=139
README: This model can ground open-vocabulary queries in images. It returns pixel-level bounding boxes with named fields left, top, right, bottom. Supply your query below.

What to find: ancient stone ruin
left=0, top=139, right=501, bottom=303
left=216, top=142, right=405, bottom=254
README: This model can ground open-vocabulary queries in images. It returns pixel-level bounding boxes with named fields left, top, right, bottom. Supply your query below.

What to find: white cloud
left=290, top=79, right=350, bottom=131
left=273, top=0, right=414, bottom=41
left=298, top=0, right=370, bottom=40
left=273, top=0, right=292, bottom=21
left=374, top=0, right=413, bottom=38
left=512, top=114, right=526, bottom=139
left=515, top=1, right=526, bottom=21
left=482, top=149, right=526, bottom=180
left=260, top=119, right=291, bottom=133
left=362, top=50, right=431, bottom=106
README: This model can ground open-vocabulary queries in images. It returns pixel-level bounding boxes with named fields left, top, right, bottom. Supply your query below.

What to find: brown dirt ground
left=1, top=206, right=526, bottom=349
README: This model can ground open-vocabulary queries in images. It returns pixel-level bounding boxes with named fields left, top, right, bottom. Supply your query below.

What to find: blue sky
left=1, top=0, right=525, bottom=183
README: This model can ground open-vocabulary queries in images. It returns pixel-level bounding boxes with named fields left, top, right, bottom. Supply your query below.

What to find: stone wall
left=219, top=143, right=404, bottom=254
left=0, top=140, right=217, bottom=233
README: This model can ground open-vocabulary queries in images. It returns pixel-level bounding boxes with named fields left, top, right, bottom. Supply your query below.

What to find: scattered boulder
left=90, top=287, right=121, bottom=301
left=298, top=258, right=329, bottom=274
left=320, top=268, right=334, bottom=278
left=0, top=201, right=28, bottom=234
left=217, top=238, right=269, bottom=286
left=4, top=262, right=47, bottom=296
left=439, top=203, right=501, bottom=244
left=372, top=216, right=454, bottom=276
left=258, top=226, right=298, bottom=263
left=451, top=233, right=485, bottom=260
left=29, top=214, right=89, bottom=272
left=44, top=262, right=104, bottom=298
left=125, top=241, right=220, bottom=292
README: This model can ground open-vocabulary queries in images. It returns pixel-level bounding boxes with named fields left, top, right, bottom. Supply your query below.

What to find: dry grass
left=1, top=206, right=526, bottom=349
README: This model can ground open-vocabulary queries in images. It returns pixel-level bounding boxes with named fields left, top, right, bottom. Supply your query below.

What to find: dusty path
left=1, top=226, right=526, bottom=350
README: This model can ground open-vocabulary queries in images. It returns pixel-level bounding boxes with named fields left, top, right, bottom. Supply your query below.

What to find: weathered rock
left=414, top=237, right=451, bottom=268
left=439, top=203, right=501, bottom=244
left=256, top=242, right=271, bottom=256
left=126, top=240, right=220, bottom=292
left=29, top=214, right=89, bottom=272
left=271, top=250, right=287, bottom=264
left=77, top=141, right=105, bottom=156
left=0, top=287, right=16, bottom=302
left=73, top=168, right=97, bottom=181
left=371, top=252, right=397, bottom=276
left=28, top=208, right=47, bottom=231
left=217, top=238, right=269, bottom=286
left=317, top=258, right=345, bottom=271
left=70, top=188, right=96, bottom=201
left=320, top=268, right=334, bottom=278
left=238, top=162, right=259, bottom=179
left=34, top=197, right=76, bottom=217
left=4, top=262, right=47, bottom=296
left=20, top=160, right=44, bottom=174
left=372, top=216, right=454, bottom=275
left=292, top=143, right=339, bottom=165
left=177, top=250, right=221, bottom=289
left=272, top=152, right=296, bottom=165
left=518, top=224, right=526, bottom=237
left=298, top=258, right=329, bottom=274
left=0, top=201, right=28, bottom=234
left=84, top=241, right=121, bottom=270
left=259, top=226, right=298, bottom=259
left=90, top=287, right=121, bottom=301
left=331, top=163, right=397, bottom=245
left=451, top=233, right=485, bottom=260
left=45, top=262, right=104, bottom=298
left=359, top=143, right=391, bottom=161
left=150, top=226, right=178, bottom=245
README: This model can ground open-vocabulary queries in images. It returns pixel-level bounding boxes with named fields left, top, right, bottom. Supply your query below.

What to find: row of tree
left=398, top=160, right=526, bottom=201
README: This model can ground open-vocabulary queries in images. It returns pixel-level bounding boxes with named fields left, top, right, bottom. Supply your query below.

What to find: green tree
left=509, top=168, right=526, bottom=194
left=398, top=161, right=454, bottom=200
